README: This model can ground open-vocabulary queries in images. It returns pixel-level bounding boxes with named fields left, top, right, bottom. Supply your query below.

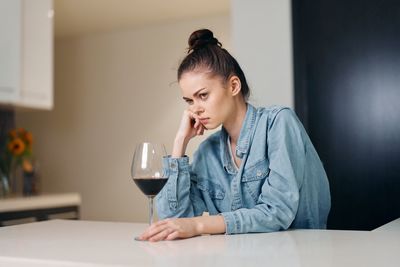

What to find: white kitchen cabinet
left=0, top=0, right=53, bottom=110
left=0, top=193, right=81, bottom=226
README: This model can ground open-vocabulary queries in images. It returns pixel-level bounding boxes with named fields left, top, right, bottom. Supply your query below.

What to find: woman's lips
left=199, top=118, right=209, bottom=124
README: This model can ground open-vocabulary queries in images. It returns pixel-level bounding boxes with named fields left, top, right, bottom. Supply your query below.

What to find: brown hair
left=177, top=29, right=250, bottom=101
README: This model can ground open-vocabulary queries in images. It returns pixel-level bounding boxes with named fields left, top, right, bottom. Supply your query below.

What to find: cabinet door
left=293, top=0, right=400, bottom=230
left=0, top=0, right=21, bottom=104
left=19, top=0, right=53, bottom=110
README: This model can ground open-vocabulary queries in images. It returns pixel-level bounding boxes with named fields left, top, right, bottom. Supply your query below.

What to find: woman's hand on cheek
left=192, top=113, right=206, bottom=136
left=138, top=218, right=200, bottom=242
left=177, top=110, right=205, bottom=141
left=172, top=109, right=206, bottom=158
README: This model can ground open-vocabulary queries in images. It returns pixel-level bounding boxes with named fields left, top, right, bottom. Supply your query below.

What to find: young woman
left=138, top=29, right=331, bottom=241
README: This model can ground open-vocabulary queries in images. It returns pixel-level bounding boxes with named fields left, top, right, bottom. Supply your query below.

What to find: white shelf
left=0, top=193, right=81, bottom=213
left=372, top=218, right=400, bottom=232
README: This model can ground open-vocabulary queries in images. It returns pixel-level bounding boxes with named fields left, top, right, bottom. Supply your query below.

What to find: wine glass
left=131, top=142, right=168, bottom=225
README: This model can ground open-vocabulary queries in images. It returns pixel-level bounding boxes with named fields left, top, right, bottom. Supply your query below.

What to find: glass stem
left=148, top=196, right=154, bottom=225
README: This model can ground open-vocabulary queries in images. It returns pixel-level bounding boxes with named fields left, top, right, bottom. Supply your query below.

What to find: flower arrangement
left=0, top=128, right=35, bottom=196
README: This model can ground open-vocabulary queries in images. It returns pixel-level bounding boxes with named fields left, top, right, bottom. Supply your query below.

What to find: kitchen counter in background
left=0, top=218, right=399, bottom=267
left=0, top=193, right=81, bottom=226
left=372, top=218, right=400, bottom=232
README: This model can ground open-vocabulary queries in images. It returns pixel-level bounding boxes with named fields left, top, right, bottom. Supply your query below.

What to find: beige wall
left=16, top=15, right=230, bottom=223
left=232, top=0, right=293, bottom=108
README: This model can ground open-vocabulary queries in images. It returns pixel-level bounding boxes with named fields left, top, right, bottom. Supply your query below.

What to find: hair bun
left=188, top=29, right=221, bottom=53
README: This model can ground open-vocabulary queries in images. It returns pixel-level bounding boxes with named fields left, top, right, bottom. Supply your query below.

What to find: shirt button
left=256, top=170, right=262, bottom=177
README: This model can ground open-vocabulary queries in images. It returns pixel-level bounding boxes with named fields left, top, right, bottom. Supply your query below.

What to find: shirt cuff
left=164, top=156, right=190, bottom=172
left=221, top=211, right=241, bottom=234
left=162, top=156, right=190, bottom=206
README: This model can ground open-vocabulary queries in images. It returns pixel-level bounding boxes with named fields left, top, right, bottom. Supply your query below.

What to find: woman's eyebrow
left=182, top=88, right=207, bottom=101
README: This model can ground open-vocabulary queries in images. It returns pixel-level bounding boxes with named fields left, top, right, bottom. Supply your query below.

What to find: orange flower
left=8, top=138, right=26, bottom=156
left=9, top=129, right=17, bottom=139
left=18, top=128, right=26, bottom=135
left=24, top=131, right=33, bottom=146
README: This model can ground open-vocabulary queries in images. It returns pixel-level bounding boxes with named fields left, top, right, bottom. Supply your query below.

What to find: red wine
left=133, top=178, right=168, bottom=197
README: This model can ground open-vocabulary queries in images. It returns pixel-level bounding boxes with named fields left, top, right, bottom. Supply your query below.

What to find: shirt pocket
left=197, top=179, right=226, bottom=200
left=242, top=159, right=270, bottom=202
left=197, top=179, right=226, bottom=213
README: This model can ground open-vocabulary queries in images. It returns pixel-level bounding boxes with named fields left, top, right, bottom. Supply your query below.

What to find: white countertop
left=0, top=193, right=81, bottom=212
left=0, top=219, right=399, bottom=267
left=372, top=218, right=400, bottom=232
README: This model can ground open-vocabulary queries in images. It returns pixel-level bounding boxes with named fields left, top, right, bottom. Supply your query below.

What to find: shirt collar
left=236, top=103, right=257, bottom=157
left=220, top=104, right=257, bottom=172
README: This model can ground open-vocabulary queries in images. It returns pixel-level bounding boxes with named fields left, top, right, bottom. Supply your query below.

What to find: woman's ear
left=229, top=76, right=242, bottom=96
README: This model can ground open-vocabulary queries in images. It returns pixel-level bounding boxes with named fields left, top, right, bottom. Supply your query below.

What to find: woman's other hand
left=138, top=218, right=200, bottom=242
left=138, top=215, right=225, bottom=242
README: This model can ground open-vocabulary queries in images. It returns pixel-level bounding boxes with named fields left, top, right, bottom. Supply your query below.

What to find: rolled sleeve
left=156, top=156, right=206, bottom=219
left=221, top=212, right=241, bottom=234
left=163, top=156, right=190, bottom=203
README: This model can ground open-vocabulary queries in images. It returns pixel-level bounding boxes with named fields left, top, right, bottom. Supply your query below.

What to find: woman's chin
left=204, top=122, right=221, bottom=130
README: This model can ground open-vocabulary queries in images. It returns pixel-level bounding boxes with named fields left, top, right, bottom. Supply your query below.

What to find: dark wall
left=292, top=0, right=400, bottom=230
left=1, top=108, right=15, bottom=180
left=0, top=109, right=15, bottom=152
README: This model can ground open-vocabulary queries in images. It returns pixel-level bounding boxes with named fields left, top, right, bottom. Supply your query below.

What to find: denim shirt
left=156, top=104, right=331, bottom=234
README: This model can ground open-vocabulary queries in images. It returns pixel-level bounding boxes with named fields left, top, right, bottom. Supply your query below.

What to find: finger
left=188, top=111, right=196, bottom=120
left=142, top=226, right=167, bottom=240
left=193, top=115, right=202, bottom=129
left=145, top=219, right=172, bottom=235
left=194, top=119, right=199, bottom=129
left=165, top=231, right=180, bottom=241
left=149, top=228, right=175, bottom=242
left=154, top=219, right=170, bottom=226
left=185, top=111, right=196, bottom=125
left=139, top=223, right=161, bottom=238
left=199, top=127, right=205, bottom=135
left=140, top=223, right=169, bottom=240
left=197, top=126, right=203, bottom=135
left=198, top=123, right=206, bottom=134
left=184, top=109, right=193, bottom=118
left=191, top=113, right=200, bottom=121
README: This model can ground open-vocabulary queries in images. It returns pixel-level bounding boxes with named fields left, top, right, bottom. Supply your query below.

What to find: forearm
left=172, top=135, right=190, bottom=158
left=194, top=215, right=226, bottom=235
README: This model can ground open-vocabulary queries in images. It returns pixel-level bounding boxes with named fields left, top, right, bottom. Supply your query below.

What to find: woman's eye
left=186, top=100, right=194, bottom=105
left=199, top=93, right=208, bottom=100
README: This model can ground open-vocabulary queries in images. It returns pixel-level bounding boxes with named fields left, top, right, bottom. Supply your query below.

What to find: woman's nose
left=191, top=104, right=204, bottom=115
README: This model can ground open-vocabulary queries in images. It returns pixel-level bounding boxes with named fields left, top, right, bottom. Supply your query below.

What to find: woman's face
left=179, top=70, right=238, bottom=130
